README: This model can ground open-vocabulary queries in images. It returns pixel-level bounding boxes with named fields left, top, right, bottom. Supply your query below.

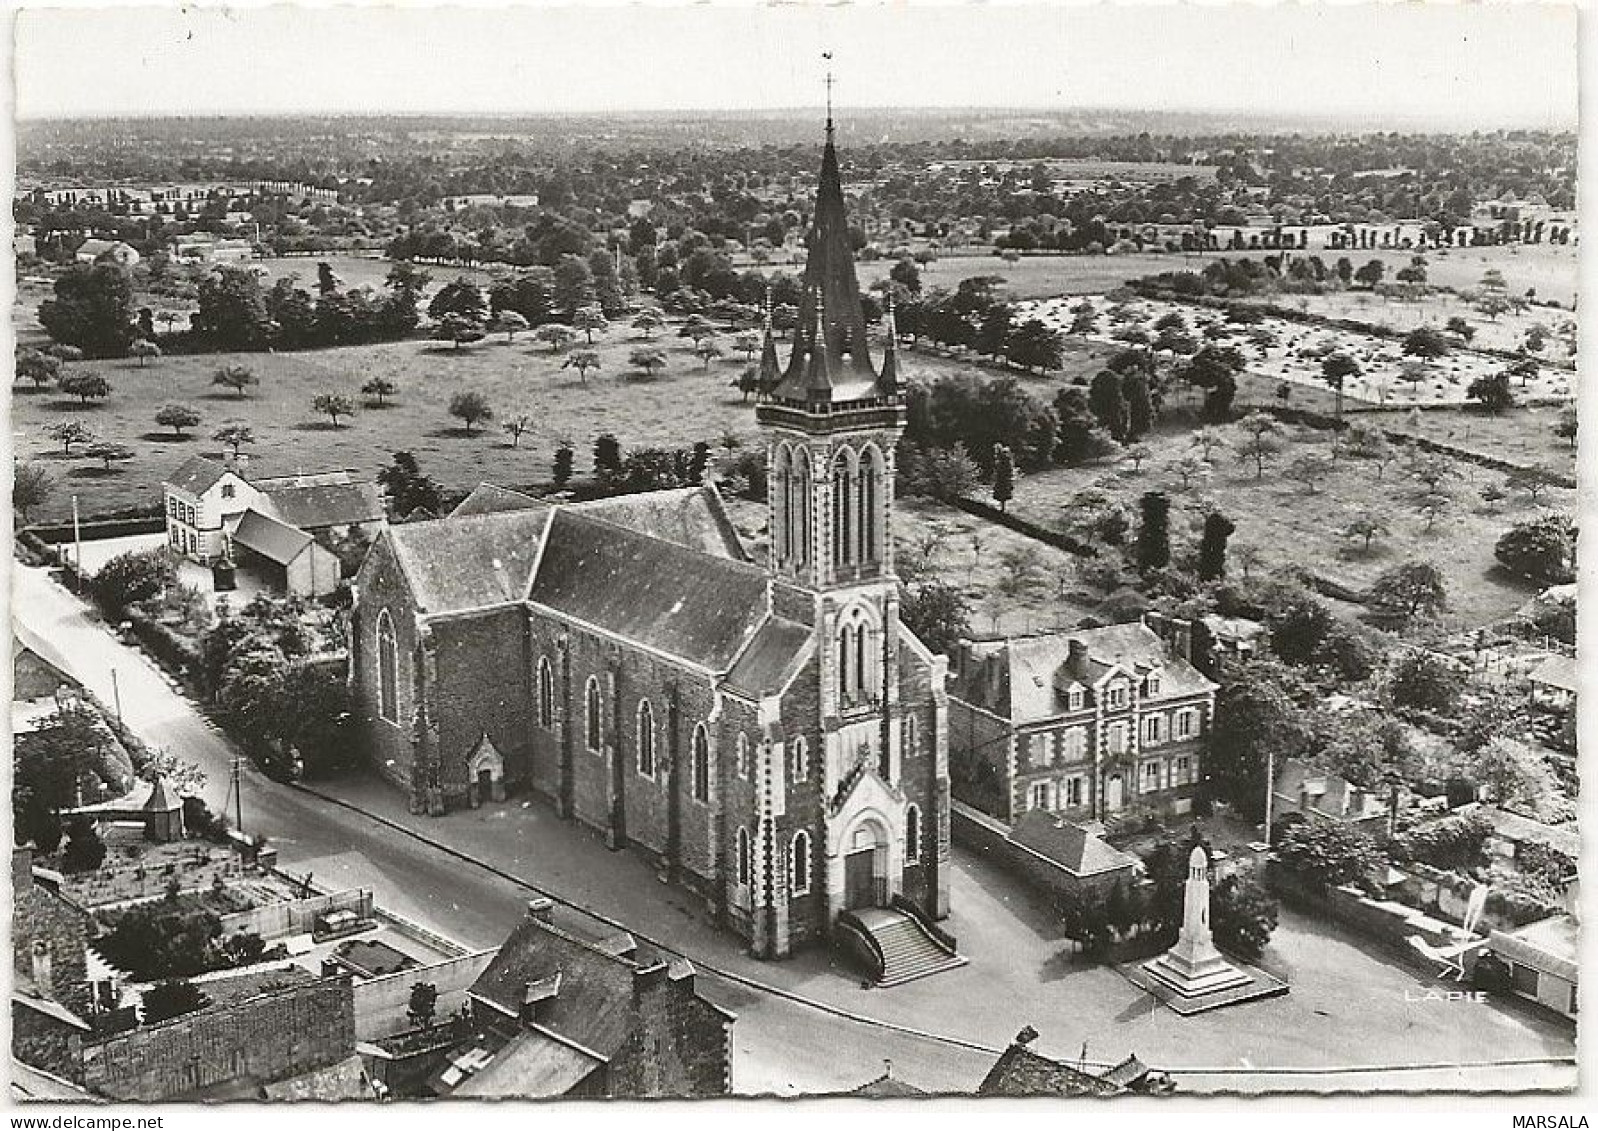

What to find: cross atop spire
left=823, top=52, right=835, bottom=142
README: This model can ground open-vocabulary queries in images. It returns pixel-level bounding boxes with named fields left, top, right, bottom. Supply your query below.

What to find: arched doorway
left=843, top=818, right=888, bottom=911
left=467, top=733, right=506, bottom=807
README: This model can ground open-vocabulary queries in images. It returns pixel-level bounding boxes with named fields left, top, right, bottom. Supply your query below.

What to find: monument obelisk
left=1142, top=845, right=1251, bottom=997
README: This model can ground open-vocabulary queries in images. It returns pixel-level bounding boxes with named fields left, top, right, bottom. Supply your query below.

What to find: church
left=350, top=118, right=952, bottom=959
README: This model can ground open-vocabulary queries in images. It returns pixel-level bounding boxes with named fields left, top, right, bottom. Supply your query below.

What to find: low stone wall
left=217, top=888, right=373, bottom=942
left=351, top=950, right=497, bottom=1041
left=1267, top=865, right=1470, bottom=974
left=951, top=800, right=1131, bottom=906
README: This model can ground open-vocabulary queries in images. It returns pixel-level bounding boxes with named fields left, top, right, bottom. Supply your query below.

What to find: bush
left=60, top=816, right=106, bottom=874
left=1390, top=651, right=1466, bottom=714
left=92, top=547, right=177, bottom=616
left=141, top=979, right=207, bottom=1025
left=1272, top=819, right=1382, bottom=889
left=1494, top=513, right=1575, bottom=584
left=1387, top=810, right=1491, bottom=872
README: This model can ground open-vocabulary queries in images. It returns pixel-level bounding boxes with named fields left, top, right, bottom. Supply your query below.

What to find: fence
left=350, top=950, right=498, bottom=1041
left=217, top=887, right=373, bottom=942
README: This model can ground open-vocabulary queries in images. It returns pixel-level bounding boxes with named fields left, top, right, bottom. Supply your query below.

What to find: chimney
left=1067, top=639, right=1089, bottom=678
left=526, top=897, right=555, bottom=924
left=30, top=941, right=53, bottom=998
left=12, top=846, right=34, bottom=895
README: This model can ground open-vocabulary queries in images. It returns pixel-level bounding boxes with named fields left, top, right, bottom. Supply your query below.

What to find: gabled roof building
left=351, top=118, right=952, bottom=962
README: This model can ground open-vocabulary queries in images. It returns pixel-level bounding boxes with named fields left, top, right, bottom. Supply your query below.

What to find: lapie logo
left=1404, top=987, right=1489, bottom=1003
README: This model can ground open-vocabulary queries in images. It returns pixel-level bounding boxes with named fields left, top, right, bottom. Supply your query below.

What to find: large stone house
left=350, top=119, right=951, bottom=960
left=948, top=620, right=1217, bottom=827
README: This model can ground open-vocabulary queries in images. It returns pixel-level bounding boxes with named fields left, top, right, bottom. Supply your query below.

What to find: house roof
left=956, top=621, right=1217, bottom=723
left=383, top=508, right=554, bottom=614
left=163, top=454, right=231, bottom=495
left=724, top=617, right=813, bottom=699
left=1008, top=811, right=1140, bottom=878
left=452, top=1029, right=601, bottom=1098
left=10, top=1058, right=99, bottom=1102
left=469, top=914, right=650, bottom=1060
left=528, top=510, right=769, bottom=672
left=1479, top=806, right=1579, bottom=860
left=1490, top=913, right=1578, bottom=984
left=847, top=1070, right=928, bottom=1097
left=1273, top=758, right=1387, bottom=824
left=257, top=479, right=384, bottom=531
left=1529, top=654, right=1579, bottom=695
left=142, top=777, right=181, bottom=814
left=261, top=1054, right=370, bottom=1101
left=231, top=509, right=313, bottom=566
left=977, top=1042, right=1123, bottom=1097
left=450, top=482, right=548, bottom=519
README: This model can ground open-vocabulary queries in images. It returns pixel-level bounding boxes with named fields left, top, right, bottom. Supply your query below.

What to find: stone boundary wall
left=217, top=888, right=373, bottom=942
left=350, top=950, right=497, bottom=1041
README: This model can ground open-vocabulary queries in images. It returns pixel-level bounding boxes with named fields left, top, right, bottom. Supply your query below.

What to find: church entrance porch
left=844, top=847, right=881, bottom=911
left=466, top=733, right=506, bottom=808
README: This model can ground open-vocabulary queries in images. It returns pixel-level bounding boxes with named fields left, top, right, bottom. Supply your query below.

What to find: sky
left=11, top=2, right=1581, bottom=129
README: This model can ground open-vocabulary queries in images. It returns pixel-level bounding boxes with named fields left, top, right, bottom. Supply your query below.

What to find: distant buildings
left=948, top=619, right=1217, bottom=828
left=162, top=455, right=385, bottom=597
left=73, top=239, right=139, bottom=268
left=1271, top=758, right=1392, bottom=830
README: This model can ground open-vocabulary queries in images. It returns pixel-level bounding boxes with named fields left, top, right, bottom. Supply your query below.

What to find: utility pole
left=110, top=668, right=122, bottom=721
left=71, top=494, right=83, bottom=587
left=1262, top=749, right=1276, bottom=848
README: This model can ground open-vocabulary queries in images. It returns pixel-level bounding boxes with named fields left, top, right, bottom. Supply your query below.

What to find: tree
left=694, top=337, right=725, bottom=368
left=37, top=263, right=135, bottom=356
left=141, top=979, right=207, bottom=1025
left=561, top=348, right=603, bottom=384
left=94, top=546, right=176, bottom=614
left=1353, top=259, right=1385, bottom=289
left=59, top=815, right=106, bottom=873
left=16, top=347, right=61, bottom=391
left=1122, top=372, right=1155, bottom=439
left=535, top=323, right=577, bottom=353
left=1506, top=466, right=1560, bottom=504
left=1390, top=651, right=1465, bottom=714
left=593, top=433, right=623, bottom=484
left=1554, top=403, right=1577, bottom=449
left=1235, top=426, right=1281, bottom=480
left=1136, top=491, right=1171, bottom=573
left=46, top=420, right=96, bottom=456
left=1197, top=511, right=1235, bottom=581
left=212, top=423, right=256, bottom=459
left=1406, top=452, right=1457, bottom=494
left=13, top=461, right=53, bottom=525
left=490, top=310, right=530, bottom=342
left=991, top=444, right=1015, bottom=512
left=427, top=276, right=487, bottom=322
left=154, top=403, right=200, bottom=438
left=1401, top=326, right=1450, bottom=360
left=1494, top=513, right=1576, bottom=583
left=361, top=376, right=398, bottom=406
left=1169, top=454, right=1211, bottom=491
left=1272, top=818, right=1382, bottom=889
left=1005, top=319, right=1064, bottom=373
left=311, top=393, right=355, bottom=428
left=1319, top=352, right=1360, bottom=417
left=733, top=331, right=761, bottom=363
left=129, top=339, right=162, bottom=367
left=552, top=442, right=575, bottom=489
left=1466, top=371, right=1514, bottom=414
left=432, top=312, right=486, bottom=348
left=900, top=582, right=971, bottom=657
left=447, top=390, right=494, bottom=435
left=82, top=441, right=135, bottom=473
left=1285, top=453, right=1333, bottom=493
left=631, top=309, right=665, bottom=338
left=378, top=452, right=443, bottom=517
left=628, top=346, right=668, bottom=379
left=191, top=266, right=272, bottom=351
left=1191, top=427, right=1228, bottom=461
left=1473, top=737, right=1560, bottom=812
left=1088, top=370, right=1130, bottom=442
left=1123, top=443, right=1152, bottom=473
left=1341, top=511, right=1389, bottom=553
left=211, top=364, right=258, bottom=398
left=1445, top=315, right=1476, bottom=343
left=572, top=304, right=609, bottom=344
left=407, top=981, right=439, bottom=1029
left=1370, top=560, right=1448, bottom=627
left=59, top=371, right=110, bottom=406
left=502, top=414, right=535, bottom=448
left=1209, top=660, right=1308, bottom=820
left=907, top=445, right=981, bottom=501
left=1341, top=425, right=1394, bottom=479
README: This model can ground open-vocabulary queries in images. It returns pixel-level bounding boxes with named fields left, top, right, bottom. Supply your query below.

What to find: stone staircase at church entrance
left=842, top=907, right=967, bottom=988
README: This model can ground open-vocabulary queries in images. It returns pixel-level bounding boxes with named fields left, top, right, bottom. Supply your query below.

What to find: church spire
left=878, top=292, right=901, bottom=393
left=756, top=286, right=782, bottom=397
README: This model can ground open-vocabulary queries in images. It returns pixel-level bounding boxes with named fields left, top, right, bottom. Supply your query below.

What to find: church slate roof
left=450, top=482, right=548, bottom=519
left=383, top=508, right=553, bottom=614
left=724, top=617, right=813, bottom=699
left=529, top=510, right=768, bottom=672
left=569, top=485, right=747, bottom=562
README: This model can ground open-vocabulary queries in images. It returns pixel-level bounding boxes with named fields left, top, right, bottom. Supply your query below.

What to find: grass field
left=12, top=328, right=770, bottom=523
left=859, top=241, right=1579, bottom=306
left=1003, top=416, right=1572, bottom=632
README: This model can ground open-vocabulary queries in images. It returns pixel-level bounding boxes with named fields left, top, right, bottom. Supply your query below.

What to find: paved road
left=12, top=563, right=1577, bottom=1096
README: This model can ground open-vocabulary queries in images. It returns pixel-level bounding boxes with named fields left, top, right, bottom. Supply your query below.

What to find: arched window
left=859, top=445, right=883, bottom=564
left=831, top=449, right=855, bottom=569
left=792, top=448, right=811, bottom=571
left=789, top=830, right=812, bottom=895
left=585, top=677, right=603, bottom=752
left=772, top=444, right=790, bottom=564
left=837, top=606, right=878, bottom=706
left=736, top=827, right=752, bottom=886
left=637, top=700, right=656, bottom=778
left=789, top=735, right=808, bottom=783
left=376, top=610, right=398, bottom=723
left=735, top=733, right=750, bottom=780
left=906, top=804, right=922, bottom=863
left=691, top=723, right=711, bottom=803
left=537, top=657, right=554, bottom=729
left=903, top=713, right=918, bottom=758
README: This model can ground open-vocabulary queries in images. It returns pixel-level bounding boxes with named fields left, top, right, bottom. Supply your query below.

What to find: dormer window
left=221, top=483, right=235, bottom=499
left=1068, top=686, right=1084, bottom=711
left=1146, top=672, right=1161, bottom=697
left=1105, top=682, right=1128, bottom=710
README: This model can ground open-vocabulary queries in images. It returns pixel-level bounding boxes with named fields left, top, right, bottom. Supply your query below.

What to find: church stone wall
left=772, top=658, right=828, bottom=947
left=352, top=539, right=419, bottom=792
left=429, top=608, right=533, bottom=803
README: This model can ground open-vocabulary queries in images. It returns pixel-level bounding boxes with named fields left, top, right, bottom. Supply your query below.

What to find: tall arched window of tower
left=859, top=443, right=884, bottom=565
left=771, top=443, right=791, bottom=565
left=831, top=448, right=856, bottom=571
left=791, top=447, right=811, bottom=572
left=837, top=605, right=880, bottom=708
